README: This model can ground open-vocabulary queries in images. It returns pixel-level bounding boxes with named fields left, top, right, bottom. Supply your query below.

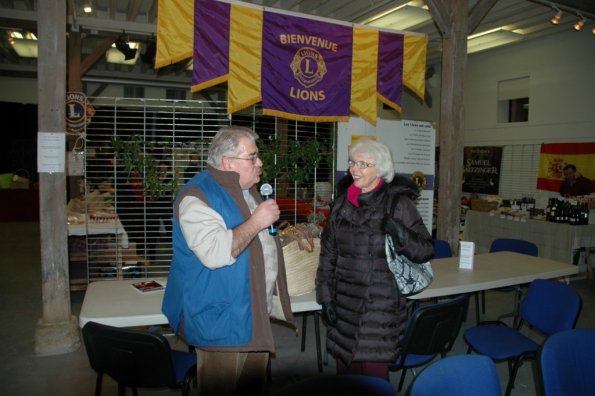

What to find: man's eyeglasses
left=226, top=154, right=260, bottom=164
left=348, top=160, right=376, bottom=169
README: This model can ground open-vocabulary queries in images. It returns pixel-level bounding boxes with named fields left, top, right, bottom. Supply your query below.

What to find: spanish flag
left=537, top=143, right=595, bottom=192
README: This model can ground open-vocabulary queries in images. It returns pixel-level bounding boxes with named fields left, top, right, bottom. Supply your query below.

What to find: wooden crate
left=471, top=199, right=498, bottom=212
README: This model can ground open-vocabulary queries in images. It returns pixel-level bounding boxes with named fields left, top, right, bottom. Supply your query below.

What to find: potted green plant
left=111, top=135, right=179, bottom=201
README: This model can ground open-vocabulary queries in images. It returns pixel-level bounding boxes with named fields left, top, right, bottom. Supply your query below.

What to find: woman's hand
left=322, top=301, right=337, bottom=327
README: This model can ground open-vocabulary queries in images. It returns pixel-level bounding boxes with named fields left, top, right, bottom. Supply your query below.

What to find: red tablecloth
left=277, top=197, right=330, bottom=226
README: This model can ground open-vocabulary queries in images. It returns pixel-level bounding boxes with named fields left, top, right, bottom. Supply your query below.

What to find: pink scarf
left=347, top=179, right=384, bottom=207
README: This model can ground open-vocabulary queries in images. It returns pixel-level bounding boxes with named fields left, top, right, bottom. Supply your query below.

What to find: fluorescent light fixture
left=8, top=32, right=38, bottom=58
left=366, top=4, right=431, bottom=30
left=9, top=38, right=38, bottom=58
left=468, top=28, right=524, bottom=54
left=106, top=41, right=140, bottom=65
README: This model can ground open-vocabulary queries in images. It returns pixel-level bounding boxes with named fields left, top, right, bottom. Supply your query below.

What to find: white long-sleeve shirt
left=178, top=192, right=279, bottom=312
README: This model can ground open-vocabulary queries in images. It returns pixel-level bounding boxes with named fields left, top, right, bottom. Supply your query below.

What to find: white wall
left=464, top=29, right=595, bottom=146
left=0, top=77, right=37, bottom=104
left=400, top=29, right=595, bottom=147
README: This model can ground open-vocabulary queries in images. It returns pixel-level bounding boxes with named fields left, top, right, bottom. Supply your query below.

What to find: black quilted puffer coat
left=316, top=174, right=434, bottom=365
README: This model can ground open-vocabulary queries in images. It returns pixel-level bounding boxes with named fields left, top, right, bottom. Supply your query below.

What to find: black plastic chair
left=482, top=238, right=538, bottom=325
left=82, top=321, right=197, bottom=396
left=391, top=294, right=469, bottom=392
left=432, top=239, right=480, bottom=324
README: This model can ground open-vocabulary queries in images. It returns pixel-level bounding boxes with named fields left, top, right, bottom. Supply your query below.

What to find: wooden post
left=426, top=0, right=496, bottom=253
left=436, top=0, right=468, bottom=251
left=34, top=0, right=80, bottom=356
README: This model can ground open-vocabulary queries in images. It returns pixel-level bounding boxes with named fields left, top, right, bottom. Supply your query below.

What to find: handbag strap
left=386, top=193, right=400, bottom=219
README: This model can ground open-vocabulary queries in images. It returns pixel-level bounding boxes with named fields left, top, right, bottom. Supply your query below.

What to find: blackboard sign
left=463, top=147, right=502, bottom=194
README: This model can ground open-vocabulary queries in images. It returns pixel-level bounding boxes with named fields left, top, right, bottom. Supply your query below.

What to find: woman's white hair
left=349, top=138, right=395, bottom=183
left=207, top=126, right=258, bottom=168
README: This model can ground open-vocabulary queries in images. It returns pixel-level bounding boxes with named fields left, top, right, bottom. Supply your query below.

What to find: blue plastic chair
left=464, top=278, right=582, bottom=396
left=273, top=374, right=396, bottom=396
left=538, top=328, right=595, bottom=396
left=433, top=239, right=452, bottom=259
left=392, top=294, right=469, bottom=392
left=407, top=355, right=501, bottom=396
left=482, top=238, right=538, bottom=324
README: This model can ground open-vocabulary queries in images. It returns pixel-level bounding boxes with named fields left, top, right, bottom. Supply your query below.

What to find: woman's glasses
left=348, top=160, right=376, bottom=169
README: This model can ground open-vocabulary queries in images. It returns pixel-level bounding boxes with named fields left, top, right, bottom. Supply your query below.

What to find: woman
left=316, top=138, right=434, bottom=379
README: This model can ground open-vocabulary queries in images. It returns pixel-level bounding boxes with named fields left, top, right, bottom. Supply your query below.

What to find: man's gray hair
left=207, top=126, right=259, bottom=168
left=349, top=138, right=395, bottom=183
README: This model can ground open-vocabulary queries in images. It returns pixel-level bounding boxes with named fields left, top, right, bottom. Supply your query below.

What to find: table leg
left=586, top=248, right=593, bottom=279
left=301, top=313, right=307, bottom=352
left=314, top=311, right=322, bottom=373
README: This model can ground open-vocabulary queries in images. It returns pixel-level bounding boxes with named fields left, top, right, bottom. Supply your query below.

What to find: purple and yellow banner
left=191, top=0, right=230, bottom=92
left=155, top=0, right=194, bottom=69
left=377, top=31, right=404, bottom=113
left=261, top=12, right=353, bottom=122
left=160, top=0, right=427, bottom=125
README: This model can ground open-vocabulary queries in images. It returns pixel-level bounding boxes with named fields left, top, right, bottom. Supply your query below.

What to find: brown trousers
left=197, top=349, right=269, bottom=396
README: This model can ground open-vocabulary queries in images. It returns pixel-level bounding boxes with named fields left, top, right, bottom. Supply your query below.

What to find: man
left=162, top=126, right=294, bottom=396
left=559, top=164, right=593, bottom=197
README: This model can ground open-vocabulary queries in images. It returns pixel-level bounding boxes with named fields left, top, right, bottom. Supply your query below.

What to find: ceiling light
left=9, top=38, right=38, bottom=58
left=83, top=2, right=93, bottom=13
left=468, top=28, right=524, bottom=54
left=573, top=15, right=586, bottom=31
left=107, top=38, right=140, bottom=65
left=550, top=7, right=562, bottom=25
left=365, top=4, right=431, bottom=30
left=8, top=31, right=38, bottom=58
left=114, top=34, right=137, bottom=61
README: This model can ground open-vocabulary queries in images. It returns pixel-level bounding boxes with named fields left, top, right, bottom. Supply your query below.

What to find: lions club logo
left=290, top=47, right=327, bottom=88
left=411, top=171, right=427, bottom=191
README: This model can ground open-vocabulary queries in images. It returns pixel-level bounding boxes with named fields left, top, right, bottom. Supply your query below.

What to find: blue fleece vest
left=162, top=171, right=252, bottom=347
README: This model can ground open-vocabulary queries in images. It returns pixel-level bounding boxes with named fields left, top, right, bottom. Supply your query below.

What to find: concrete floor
left=1, top=222, right=593, bottom=395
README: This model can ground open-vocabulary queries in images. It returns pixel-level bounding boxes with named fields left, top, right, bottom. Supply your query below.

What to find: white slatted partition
left=494, top=144, right=557, bottom=208
left=70, top=98, right=336, bottom=286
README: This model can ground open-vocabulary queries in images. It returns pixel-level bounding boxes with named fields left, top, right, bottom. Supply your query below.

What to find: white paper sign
left=459, top=241, right=475, bottom=270
left=67, top=151, right=85, bottom=176
left=37, top=132, right=65, bottom=173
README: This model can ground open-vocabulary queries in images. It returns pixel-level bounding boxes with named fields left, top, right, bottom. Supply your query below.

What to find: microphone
left=259, top=183, right=278, bottom=236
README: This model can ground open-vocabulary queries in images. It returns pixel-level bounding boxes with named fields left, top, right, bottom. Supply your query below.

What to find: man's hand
left=231, top=199, right=280, bottom=258
left=252, top=199, right=280, bottom=230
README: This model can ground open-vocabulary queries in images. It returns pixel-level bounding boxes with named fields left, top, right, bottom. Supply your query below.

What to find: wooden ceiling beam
left=469, top=0, right=499, bottom=34
left=80, top=36, right=116, bottom=75
left=127, top=0, right=143, bottom=21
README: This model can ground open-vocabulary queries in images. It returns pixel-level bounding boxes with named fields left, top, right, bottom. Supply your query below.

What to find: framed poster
left=463, top=147, right=502, bottom=194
